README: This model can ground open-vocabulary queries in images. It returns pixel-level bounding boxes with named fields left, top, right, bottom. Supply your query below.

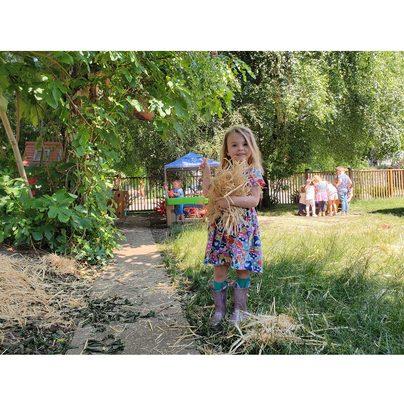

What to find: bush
left=0, top=173, right=120, bottom=265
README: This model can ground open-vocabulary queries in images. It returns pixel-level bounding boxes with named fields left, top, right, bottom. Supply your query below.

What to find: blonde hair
left=336, top=166, right=346, bottom=173
left=220, top=125, right=263, bottom=172
left=313, top=174, right=323, bottom=183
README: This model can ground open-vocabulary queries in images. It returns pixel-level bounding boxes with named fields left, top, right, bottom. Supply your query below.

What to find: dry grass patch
left=42, top=253, right=80, bottom=277
left=0, top=254, right=69, bottom=330
left=0, top=252, right=96, bottom=353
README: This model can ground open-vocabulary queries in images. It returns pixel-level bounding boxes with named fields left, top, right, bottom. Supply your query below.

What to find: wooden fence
left=267, top=169, right=404, bottom=204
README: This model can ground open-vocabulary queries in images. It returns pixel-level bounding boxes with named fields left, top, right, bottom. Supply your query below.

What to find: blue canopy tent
left=163, top=152, right=219, bottom=225
left=164, top=152, right=219, bottom=171
left=163, top=152, right=219, bottom=188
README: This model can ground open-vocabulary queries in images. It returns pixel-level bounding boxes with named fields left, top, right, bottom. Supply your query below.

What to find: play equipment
left=163, top=152, right=219, bottom=226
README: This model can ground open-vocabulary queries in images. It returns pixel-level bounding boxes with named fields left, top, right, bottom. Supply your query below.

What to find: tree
left=224, top=51, right=404, bottom=177
left=0, top=51, right=243, bottom=261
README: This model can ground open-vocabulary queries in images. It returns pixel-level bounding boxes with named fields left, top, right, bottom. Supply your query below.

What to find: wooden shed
left=23, top=141, right=63, bottom=167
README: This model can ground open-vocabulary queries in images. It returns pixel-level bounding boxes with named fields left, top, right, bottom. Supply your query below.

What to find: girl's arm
left=217, top=186, right=261, bottom=209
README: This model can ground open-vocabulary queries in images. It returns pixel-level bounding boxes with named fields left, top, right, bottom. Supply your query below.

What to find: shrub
left=0, top=173, right=120, bottom=265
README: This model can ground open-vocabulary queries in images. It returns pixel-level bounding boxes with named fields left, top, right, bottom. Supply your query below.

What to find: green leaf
left=78, top=127, right=90, bottom=146
left=54, top=52, right=74, bottom=65
left=0, top=93, right=8, bottom=112
left=55, top=81, right=68, bottom=94
left=48, top=206, right=58, bottom=219
left=57, top=210, right=71, bottom=223
left=75, top=146, right=85, bottom=156
left=52, top=84, right=61, bottom=104
left=32, top=230, right=43, bottom=241
left=44, top=226, right=54, bottom=241
left=44, top=92, right=58, bottom=109
left=0, top=67, right=10, bottom=90
left=122, top=69, right=132, bottom=83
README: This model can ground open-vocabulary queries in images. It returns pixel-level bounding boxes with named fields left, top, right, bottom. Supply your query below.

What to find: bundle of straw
left=228, top=311, right=303, bottom=354
left=206, top=160, right=250, bottom=235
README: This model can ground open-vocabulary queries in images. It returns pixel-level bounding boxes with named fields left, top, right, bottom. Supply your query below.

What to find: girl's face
left=226, top=132, right=252, bottom=163
left=173, top=181, right=181, bottom=189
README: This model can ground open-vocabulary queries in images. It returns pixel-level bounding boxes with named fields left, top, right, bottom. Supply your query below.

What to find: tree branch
left=0, top=109, right=33, bottom=198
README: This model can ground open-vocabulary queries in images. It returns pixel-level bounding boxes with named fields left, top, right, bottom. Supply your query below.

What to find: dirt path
left=67, top=221, right=198, bottom=355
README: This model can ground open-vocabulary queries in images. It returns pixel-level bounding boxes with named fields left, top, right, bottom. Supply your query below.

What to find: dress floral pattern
left=204, top=167, right=266, bottom=273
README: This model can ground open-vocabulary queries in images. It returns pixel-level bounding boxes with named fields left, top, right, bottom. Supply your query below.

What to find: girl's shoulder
left=246, top=167, right=265, bottom=188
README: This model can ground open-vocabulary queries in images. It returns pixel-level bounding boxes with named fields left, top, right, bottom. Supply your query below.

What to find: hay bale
left=206, top=160, right=250, bottom=235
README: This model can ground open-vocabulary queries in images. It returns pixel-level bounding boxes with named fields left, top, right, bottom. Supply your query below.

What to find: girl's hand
left=199, top=157, right=211, bottom=175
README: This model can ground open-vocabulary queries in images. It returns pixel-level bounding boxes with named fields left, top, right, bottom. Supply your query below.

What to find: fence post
left=348, top=167, right=353, bottom=180
left=387, top=168, right=394, bottom=197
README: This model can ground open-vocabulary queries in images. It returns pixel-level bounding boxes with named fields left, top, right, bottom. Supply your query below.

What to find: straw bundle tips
left=206, top=160, right=251, bottom=235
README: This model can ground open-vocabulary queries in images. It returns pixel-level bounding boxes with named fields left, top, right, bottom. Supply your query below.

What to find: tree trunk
left=0, top=109, right=33, bottom=198
left=15, top=90, right=21, bottom=143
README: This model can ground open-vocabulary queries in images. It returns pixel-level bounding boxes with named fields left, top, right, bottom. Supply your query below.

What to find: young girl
left=305, top=179, right=317, bottom=217
left=313, top=175, right=328, bottom=216
left=200, top=125, right=265, bottom=326
left=326, top=180, right=338, bottom=216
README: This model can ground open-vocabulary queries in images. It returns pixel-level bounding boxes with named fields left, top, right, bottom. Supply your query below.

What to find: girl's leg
left=230, top=270, right=251, bottom=325
left=306, top=202, right=310, bottom=217
left=213, top=264, right=229, bottom=286
left=210, top=264, right=229, bottom=327
left=340, top=192, right=348, bottom=214
left=311, top=200, right=317, bottom=216
left=235, top=270, right=250, bottom=287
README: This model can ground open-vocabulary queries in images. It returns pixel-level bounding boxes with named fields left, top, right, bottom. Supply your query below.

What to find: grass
left=162, top=198, right=404, bottom=354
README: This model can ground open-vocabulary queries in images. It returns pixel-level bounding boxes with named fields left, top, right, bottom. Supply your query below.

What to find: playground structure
left=163, top=152, right=219, bottom=226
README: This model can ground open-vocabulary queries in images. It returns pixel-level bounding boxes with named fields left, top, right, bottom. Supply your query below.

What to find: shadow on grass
left=370, top=208, right=404, bottom=217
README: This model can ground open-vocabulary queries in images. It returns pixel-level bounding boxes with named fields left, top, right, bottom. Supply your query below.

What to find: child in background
left=336, top=166, right=353, bottom=215
left=313, top=175, right=328, bottom=217
left=298, top=185, right=306, bottom=216
left=305, top=179, right=317, bottom=217
left=200, top=125, right=265, bottom=326
left=172, top=180, right=185, bottom=222
left=326, top=180, right=338, bottom=216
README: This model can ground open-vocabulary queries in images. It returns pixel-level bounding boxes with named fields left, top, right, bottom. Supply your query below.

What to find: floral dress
left=204, top=167, right=266, bottom=273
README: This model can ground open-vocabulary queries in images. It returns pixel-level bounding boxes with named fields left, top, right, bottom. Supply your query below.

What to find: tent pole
left=164, top=169, right=168, bottom=197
